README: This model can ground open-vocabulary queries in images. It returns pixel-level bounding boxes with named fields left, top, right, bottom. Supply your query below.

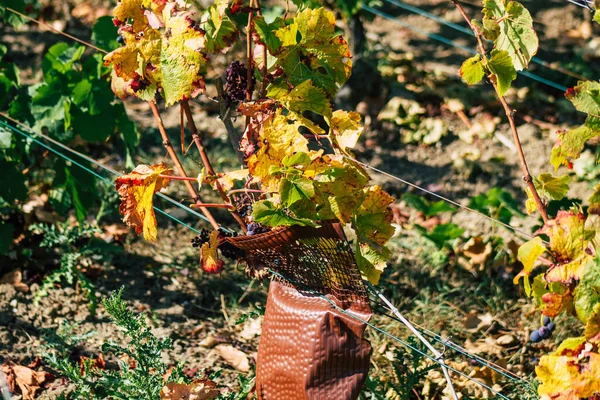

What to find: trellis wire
left=268, top=269, right=513, bottom=400
left=370, top=301, right=524, bottom=383
left=344, top=155, right=547, bottom=244
left=361, top=5, right=569, bottom=92
left=0, top=117, right=528, bottom=397
left=565, top=0, right=594, bottom=10
left=0, top=119, right=223, bottom=236
left=382, top=0, right=591, bottom=82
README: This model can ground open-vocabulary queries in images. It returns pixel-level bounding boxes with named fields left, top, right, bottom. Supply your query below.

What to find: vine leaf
left=537, top=341, right=600, bottom=399
left=539, top=211, right=594, bottom=264
left=115, top=162, right=172, bottom=242
left=531, top=275, right=573, bottom=317
left=246, top=111, right=309, bottom=191
left=574, top=258, right=600, bottom=324
left=551, top=125, right=598, bottom=171
left=202, top=0, right=239, bottom=53
left=482, top=0, right=538, bottom=71
left=566, top=81, right=600, bottom=118
left=354, top=185, right=395, bottom=247
left=584, top=303, right=600, bottom=340
left=534, top=173, right=571, bottom=201
left=356, top=242, right=391, bottom=285
left=459, top=54, right=485, bottom=85
left=200, top=230, right=225, bottom=274
left=251, top=200, right=317, bottom=227
left=214, top=169, right=248, bottom=192
left=268, top=80, right=332, bottom=122
left=487, top=50, right=517, bottom=96
left=514, top=236, right=546, bottom=294
left=330, top=110, right=363, bottom=153
left=272, top=7, right=352, bottom=97
left=161, top=4, right=208, bottom=105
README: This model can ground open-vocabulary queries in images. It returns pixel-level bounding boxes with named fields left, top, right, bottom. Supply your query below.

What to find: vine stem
left=216, top=78, right=245, bottom=165
left=148, top=101, right=220, bottom=230
left=159, top=175, right=197, bottom=181
left=255, top=0, right=268, bottom=98
left=181, top=100, right=247, bottom=232
left=451, top=0, right=549, bottom=224
left=246, top=0, right=256, bottom=102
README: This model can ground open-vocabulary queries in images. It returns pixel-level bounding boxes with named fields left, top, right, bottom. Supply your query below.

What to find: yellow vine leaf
left=246, top=111, right=309, bottom=191
left=539, top=211, right=594, bottom=266
left=215, top=169, right=248, bottom=192
left=273, top=7, right=352, bottom=96
left=514, top=236, right=546, bottom=292
left=330, top=110, right=363, bottom=153
left=537, top=341, right=600, bottom=399
left=200, top=230, right=225, bottom=274
left=161, top=3, right=208, bottom=105
left=115, top=162, right=172, bottom=242
left=355, top=185, right=395, bottom=247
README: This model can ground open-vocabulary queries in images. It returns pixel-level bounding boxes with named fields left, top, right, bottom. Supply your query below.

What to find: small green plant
left=43, top=288, right=254, bottom=400
left=359, top=338, right=436, bottom=399
left=30, top=221, right=116, bottom=314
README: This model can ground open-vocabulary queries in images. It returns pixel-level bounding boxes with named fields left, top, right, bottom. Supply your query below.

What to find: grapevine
left=455, top=0, right=600, bottom=397
left=106, top=0, right=395, bottom=282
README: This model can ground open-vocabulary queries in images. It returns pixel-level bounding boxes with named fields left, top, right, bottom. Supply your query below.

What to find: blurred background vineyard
left=1, top=0, right=599, bottom=398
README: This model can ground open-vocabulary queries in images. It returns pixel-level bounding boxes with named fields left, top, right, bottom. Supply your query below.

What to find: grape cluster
left=191, top=228, right=211, bottom=248
left=219, top=242, right=245, bottom=261
left=246, top=222, right=269, bottom=236
left=223, top=61, right=249, bottom=106
left=529, top=316, right=556, bottom=343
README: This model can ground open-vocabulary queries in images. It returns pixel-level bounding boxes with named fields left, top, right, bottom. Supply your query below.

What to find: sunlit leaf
left=566, top=81, right=600, bottom=117
left=272, top=7, right=351, bottom=97
left=514, top=237, right=546, bottom=289
left=531, top=274, right=573, bottom=317
left=460, top=54, right=485, bottom=85
left=487, top=49, right=517, bottom=96
left=535, top=173, right=571, bottom=201
left=355, top=241, right=390, bottom=285
left=354, top=186, right=395, bottom=247
left=330, top=110, right=362, bottom=152
left=482, top=0, right=538, bottom=71
left=268, top=79, right=332, bottom=122
left=574, top=258, right=600, bottom=324
left=251, top=200, right=317, bottom=227
left=202, top=0, right=239, bottom=53
left=200, top=230, right=225, bottom=274
left=537, top=342, right=600, bottom=399
left=115, top=162, right=172, bottom=241
left=551, top=125, right=598, bottom=171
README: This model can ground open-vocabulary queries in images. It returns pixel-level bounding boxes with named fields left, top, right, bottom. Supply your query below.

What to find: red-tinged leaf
left=115, top=162, right=173, bottom=242
left=200, top=230, right=225, bottom=274
left=551, top=126, right=598, bottom=172
left=538, top=211, right=594, bottom=264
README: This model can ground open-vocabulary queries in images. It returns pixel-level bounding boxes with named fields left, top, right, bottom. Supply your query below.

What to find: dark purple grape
left=117, top=35, right=125, bottom=44
left=223, top=61, right=250, bottom=106
left=530, top=330, right=542, bottom=343
left=539, top=326, right=551, bottom=339
left=219, top=243, right=244, bottom=260
left=543, top=316, right=551, bottom=326
left=191, top=228, right=211, bottom=248
left=546, top=322, right=555, bottom=333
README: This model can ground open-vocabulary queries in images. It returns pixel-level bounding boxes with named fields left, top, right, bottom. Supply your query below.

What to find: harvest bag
left=226, top=224, right=372, bottom=399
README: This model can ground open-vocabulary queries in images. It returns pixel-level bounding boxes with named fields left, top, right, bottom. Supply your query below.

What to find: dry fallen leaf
left=1, top=361, right=50, bottom=400
left=0, top=270, right=29, bottom=293
left=463, top=311, right=494, bottom=332
left=161, top=379, right=220, bottom=400
left=214, top=344, right=250, bottom=372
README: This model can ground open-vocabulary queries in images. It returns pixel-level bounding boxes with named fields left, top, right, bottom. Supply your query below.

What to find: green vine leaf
left=354, top=185, right=395, bottom=247
left=487, top=49, right=517, bottom=96
left=482, top=0, right=538, bottom=71
left=535, top=173, right=571, bottom=201
left=271, top=7, right=352, bottom=97
left=551, top=125, right=598, bottom=171
left=459, top=54, right=485, bottom=85
left=202, top=0, right=239, bottom=53
left=355, top=241, right=390, bottom=285
left=251, top=200, right=317, bottom=227
left=574, top=258, right=600, bottom=324
left=566, top=81, right=600, bottom=118
left=268, top=79, right=332, bottom=122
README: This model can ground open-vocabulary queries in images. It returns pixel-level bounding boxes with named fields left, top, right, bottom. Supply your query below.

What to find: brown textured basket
left=226, top=223, right=372, bottom=400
